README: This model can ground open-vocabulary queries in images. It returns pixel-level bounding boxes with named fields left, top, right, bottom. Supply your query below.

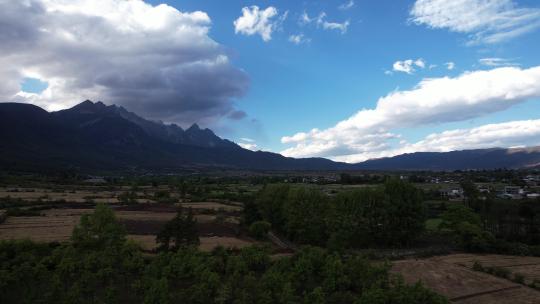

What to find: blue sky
left=155, top=0, right=540, bottom=157
left=5, top=0, right=540, bottom=162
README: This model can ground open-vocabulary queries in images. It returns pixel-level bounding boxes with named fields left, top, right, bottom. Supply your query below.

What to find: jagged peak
left=187, top=123, right=201, bottom=131
left=79, top=99, right=94, bottom=105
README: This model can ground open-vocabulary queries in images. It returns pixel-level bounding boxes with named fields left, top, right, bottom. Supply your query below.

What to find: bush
left=472, top=261, right=484, bottom=272
left=529, top=279, right=540, bottom=290
left=156, top=208, right=199, bottom=251
left=248, top=221, right=271, bottom=240
left=513, top=273, right=525, bottom=284
left=487, top=266, right=510, bottom=279
left=492, top=240, right=533, bottom=256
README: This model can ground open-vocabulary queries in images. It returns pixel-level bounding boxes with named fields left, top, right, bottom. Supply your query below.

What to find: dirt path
left=268, top=231, right=297, bottom=252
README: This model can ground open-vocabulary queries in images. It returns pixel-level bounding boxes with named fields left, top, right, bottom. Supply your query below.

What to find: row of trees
left=457, top=179, right=540, bottom=246
left=245, top=179, right=426, bottom=249
left=0, top=204, right=447, bottom=303
left=439, top=204, right=540, bottom=256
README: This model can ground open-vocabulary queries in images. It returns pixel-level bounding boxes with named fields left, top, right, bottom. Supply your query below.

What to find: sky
left=1, top=0, right=540, bottom=163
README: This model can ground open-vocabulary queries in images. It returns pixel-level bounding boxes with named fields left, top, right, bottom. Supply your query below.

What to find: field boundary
left=451, top=285, right=522, bottom=302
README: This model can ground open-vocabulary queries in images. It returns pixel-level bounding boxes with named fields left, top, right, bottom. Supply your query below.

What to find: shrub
left=156, top=208, right=199, bottom=251
left=488, top=266, right=510, bottom=279
left=529, top=279, right=540, bottom=290
left=513, top=273, right=525, bottom=284
left=248, top=221, right=271, bottom=240
left=472, top=261, right=484, bottom=272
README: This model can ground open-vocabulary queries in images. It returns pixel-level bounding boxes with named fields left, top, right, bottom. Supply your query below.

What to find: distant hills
left=353, top=147, right=540, bottom=171
left=1, top=101, right=540, bottom=173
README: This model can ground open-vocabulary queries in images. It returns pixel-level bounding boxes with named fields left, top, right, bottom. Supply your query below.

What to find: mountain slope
left=0, top=101, right=346, bottom=172
left=2, top=101, right=540, bottom=172
left=352, top=147, right=540, bottom=171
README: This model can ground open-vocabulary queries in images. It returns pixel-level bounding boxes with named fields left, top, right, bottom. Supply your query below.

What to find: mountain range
left=1, top=100, right=540, bottom=173
left=0, top=101, right=344, bottom=172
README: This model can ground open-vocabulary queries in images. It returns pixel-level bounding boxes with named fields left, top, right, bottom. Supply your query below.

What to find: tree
left=118, top=191, right=138, bottom=205
left=71, top=203, right=126, bottom=250
left=440, top=204, right=494, bottom=251
left=461, top=180, right=480, bottom=210
left=156, top=208, right=199, bottom=251
left=255, top=184, right=290, bottom=233
left=440, top=204, right=482, bottom=231
left=249, top=221, right=272, bottom=240
left=242, top=200, right=262, bottom=226
left=284, top=187, right=329, bottom=245
left=327, top=189, right=376, bottom=250
left=380, top=179, right=426, bottom=246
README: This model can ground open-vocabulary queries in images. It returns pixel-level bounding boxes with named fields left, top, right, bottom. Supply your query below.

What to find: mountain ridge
left=1, top=101, right=540, bottom=173
left=0, top=101, right=347, bottom=172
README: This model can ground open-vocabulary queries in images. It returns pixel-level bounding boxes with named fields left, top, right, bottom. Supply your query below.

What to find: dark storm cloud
left=0, top=0, right=249, bottom=125
left=227, top=110, right=248, bottom=120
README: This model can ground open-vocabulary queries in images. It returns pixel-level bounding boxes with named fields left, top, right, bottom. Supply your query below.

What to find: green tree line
left=0, top=203, right=447, bottom=303
left=244, top=179, right=426, bottom=249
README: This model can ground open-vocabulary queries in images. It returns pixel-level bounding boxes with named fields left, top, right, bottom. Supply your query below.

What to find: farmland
left=392, top=254, right=540, bottom=303
left=0, top=201, right=261, bottom=253
left=2, top=172, right=540, bottom=303
left=0, top=176, right=270, bottom=254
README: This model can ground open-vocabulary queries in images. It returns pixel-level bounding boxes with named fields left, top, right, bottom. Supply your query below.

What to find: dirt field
left=392, top=255, right=540, bottom=303
left=199, top=236, right=255, bottom=252
left=182, top=202, right=243, bottom=212
left=432, top=254, right=540, bottom=285
left=0, top=205, right=253, bottom=252
left=0, top=187, right=158, bottom=204
left=128, top=235, right=255, bottom=252
left=0, top=215, right=81, bottom=242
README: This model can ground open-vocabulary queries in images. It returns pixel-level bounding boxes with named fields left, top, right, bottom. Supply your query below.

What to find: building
left=440, top=188, right=464, bottom=200
left=500, top=186, right=524, bottom=199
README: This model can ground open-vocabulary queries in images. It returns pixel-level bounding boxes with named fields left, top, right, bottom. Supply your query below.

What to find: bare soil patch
left=432, top=254, right=540, bottom=285
left=182, top=202, right=242, bottom=212
left=127, top=235, right=257, bottom=252
left=199, top=237, right=255, bottom=252
left=392, top=255, right=540, bottom=303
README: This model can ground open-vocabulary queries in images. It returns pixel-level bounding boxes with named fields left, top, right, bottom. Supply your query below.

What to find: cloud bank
left=281, top=66, right=540, bottom=162
left=410, top=0, right=540, bottom=44
left=0, top=0, right=249, bottom=126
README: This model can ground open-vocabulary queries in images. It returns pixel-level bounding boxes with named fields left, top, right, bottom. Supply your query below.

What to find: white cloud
left=299, top=11, right=350, bottom=34
left=321, top=20, right=350, bottom=34
left=415, top=58, right=426, bottom=69
left=392, top=58, right=426, bottom=74
left=479, top=57, right=519, bottom=67
left=299, top=11, right=312, bottom=25
left=0, top=0, right=248, bottom=126
left=281, top=66, right=540, bottom=162
left=239, top=143, right=258, bottom=150
left=446, top=62, right=456, bottom=70
left=338, top=0, right=355, bottom=11
left=332, top=119, right=540, bottom=163
left=289, top=33, right=311, bottom=45
left=234, top=6, right=286, bottom=42
left=401, top=119, right=540, bottom=153
left=410, top=0, right=540, bottom=44
left=238, top=138, right=258, bottom=150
